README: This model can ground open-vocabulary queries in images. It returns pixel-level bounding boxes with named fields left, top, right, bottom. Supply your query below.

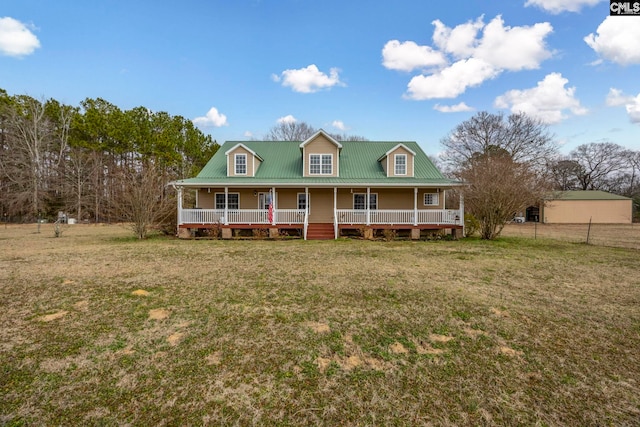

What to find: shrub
left=464, top=213, right=480, bottom=237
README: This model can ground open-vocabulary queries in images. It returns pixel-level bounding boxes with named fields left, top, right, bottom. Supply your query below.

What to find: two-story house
left=172, top=130, right=463, bottom=239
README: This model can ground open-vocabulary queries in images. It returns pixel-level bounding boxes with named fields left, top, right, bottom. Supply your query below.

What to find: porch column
left=460, top=192, right=465, bottom=234
left=224, top=187, right=229, bottom=225
left=305, top=187, right=309, bottom=217
left=366, top=187, right=370, bottom=226
left=271, top=186, right=276, bottom=225
left=333, top=187, right=338, bottom=239
left=413, top=187, right=418, bottom=226
left=177, top=186, right=183, bottom=226
left=305, top=187, right=309, bottom=241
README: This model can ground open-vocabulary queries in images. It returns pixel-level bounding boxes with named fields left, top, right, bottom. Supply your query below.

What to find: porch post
left=305, top=187, right=309, bottom=240
left=224, top=187, right=229, bottom=225
left=177, top=186, right=183, bottom=226
left=271, top=186, right=276, bottom=225
left=333, top=187, right=338, bottom=239
left=366, top=187, right=370, bottom=226
left=460, top=192, right=465, bottom=235
left=413, top=187, right=418, bottom=226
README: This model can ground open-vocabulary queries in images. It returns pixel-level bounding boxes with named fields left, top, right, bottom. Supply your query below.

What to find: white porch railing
left=180, top=209, right=306, bottom=225
left=180, top=208, right=461, bottom=226
left=335, top=209, right=461, bottom=225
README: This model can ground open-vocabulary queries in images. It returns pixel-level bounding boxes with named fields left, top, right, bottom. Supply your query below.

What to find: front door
left=258, top=192, right=273, bottom=209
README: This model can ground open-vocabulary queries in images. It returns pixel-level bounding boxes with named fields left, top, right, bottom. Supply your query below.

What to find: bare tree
left=0, top=96, right=69, bottom=219
left=569, top=142, right=627, bottom=191
left=113, top=163, right=175, bottom=239
left=265, top=121, right=316, bottom=141
left=548, top=157, right=582, bottom=191
left=441, top=111, right=556, bottom=239
left=440, top=111, right=557, bottom=171
left=460, top=152, right=545, bottom=239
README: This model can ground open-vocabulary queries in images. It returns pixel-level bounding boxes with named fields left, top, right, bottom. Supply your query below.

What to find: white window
left=423, top=193, right=439, bottom=206
left=309, top=154, right=332, bottom=175
left=354, top=193, right=377, bottom=210
left=394, top=154, right=407, bottom=175
left=297, top=193, right=307, bottom=210
left=215, top=193, right=239, bottom=209
left=235, top=154, right=247, bottom=175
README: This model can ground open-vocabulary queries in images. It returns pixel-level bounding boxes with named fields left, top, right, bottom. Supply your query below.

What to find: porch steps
left=306, top=223, right=335, bottom=240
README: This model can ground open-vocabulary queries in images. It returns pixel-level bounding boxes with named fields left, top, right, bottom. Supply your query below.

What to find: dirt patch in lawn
left=389, top=341, right=408, bottom=354
left=39, top=311, right=68, bottom=322
left=148, top=308, right=170, bottom=320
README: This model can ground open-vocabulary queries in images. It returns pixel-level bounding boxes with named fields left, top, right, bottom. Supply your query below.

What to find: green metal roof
left=176, top=139, right=460, bottom=187
left=547, top=190, right=631, bottom=201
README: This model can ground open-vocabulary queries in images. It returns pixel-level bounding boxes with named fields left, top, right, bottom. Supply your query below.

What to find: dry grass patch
left=148, top=308, right=170, bottom=320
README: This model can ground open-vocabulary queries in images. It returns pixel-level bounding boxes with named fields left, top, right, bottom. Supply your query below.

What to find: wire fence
left=502, top=223, right=640, bottom=250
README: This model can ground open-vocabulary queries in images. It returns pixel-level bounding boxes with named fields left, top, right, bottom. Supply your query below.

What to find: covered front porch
left=175, top=185, right=464, bottom=240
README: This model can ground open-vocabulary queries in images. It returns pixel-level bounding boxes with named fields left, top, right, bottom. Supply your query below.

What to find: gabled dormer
left=378, top=144, right=416, bottom=177
left=225, top=143, right=263, bottom=177
left=299, top=130, right=342, bottom=177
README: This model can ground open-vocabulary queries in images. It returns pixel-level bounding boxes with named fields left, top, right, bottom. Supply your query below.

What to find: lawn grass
left=1, top=224, right=639, bottom=425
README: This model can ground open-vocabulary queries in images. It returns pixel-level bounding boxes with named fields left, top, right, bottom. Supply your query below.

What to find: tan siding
left=309, top=188, right=334, bottom=223
left=274, top=189, right=304, bottom=209
left=377, top=188, right=414, bottom=209
left=336, top=188, right=442, bottom=209
left=336, top=189, right=353, bottom=209
left=197, top=190, right=215, bottom=209
left=303, top=135, right=340, bottom=177
left=227, top=147, right=259, bottom=177
left=543, top=200, right=632, bottom=224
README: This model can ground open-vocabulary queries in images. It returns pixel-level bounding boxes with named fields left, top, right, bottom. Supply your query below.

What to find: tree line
left=0, top=89, right=219, bottom=227
left=440, top=111, right=640, bottom=238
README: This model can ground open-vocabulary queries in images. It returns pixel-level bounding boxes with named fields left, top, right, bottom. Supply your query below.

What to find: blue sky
left=1, top=0, right=639, bottom=156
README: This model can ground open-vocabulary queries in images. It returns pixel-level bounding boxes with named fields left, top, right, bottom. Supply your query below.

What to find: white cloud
left=0, top=17, right=40, bottom=57
left=433, top=102, right=474, bottom=113
left=524, top=0, right=602, bottom=14
left=389, top=15, right=554, bottom=100
left=627, top=94, right=640, bottom=123
left=273, top=64, right=344, bottom=93
left=277, top=114, right=297, bottom=124
left=606, top=88, right=640, bottom=124
left=432, top=17, right=483, bottom=59
left=244, top=131, right=254, bottom=138
left=606, top=88, right=634, bottom=106
left=406, top=58, right=498, bottom=100
left=474, top=17, right=553, bottom=71
left=381, top=40, right=446, bottom=72
left=332, top=120, right=347, bottom=131
left=192, top=107, right=228, bottom=127
left=494, top=72, right=587, bottom=124
left=585, top=17, right=640, bottom=65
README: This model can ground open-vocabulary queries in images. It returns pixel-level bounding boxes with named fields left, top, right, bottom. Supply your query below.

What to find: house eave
left=171, top=180, right=463, bottom=189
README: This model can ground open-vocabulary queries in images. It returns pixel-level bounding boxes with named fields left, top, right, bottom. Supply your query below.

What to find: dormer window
left=395, top=154, right=407, bottom=175
left=309, top=154, right=333, bottom=175
left=235, top=154, right=247, bottom=175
